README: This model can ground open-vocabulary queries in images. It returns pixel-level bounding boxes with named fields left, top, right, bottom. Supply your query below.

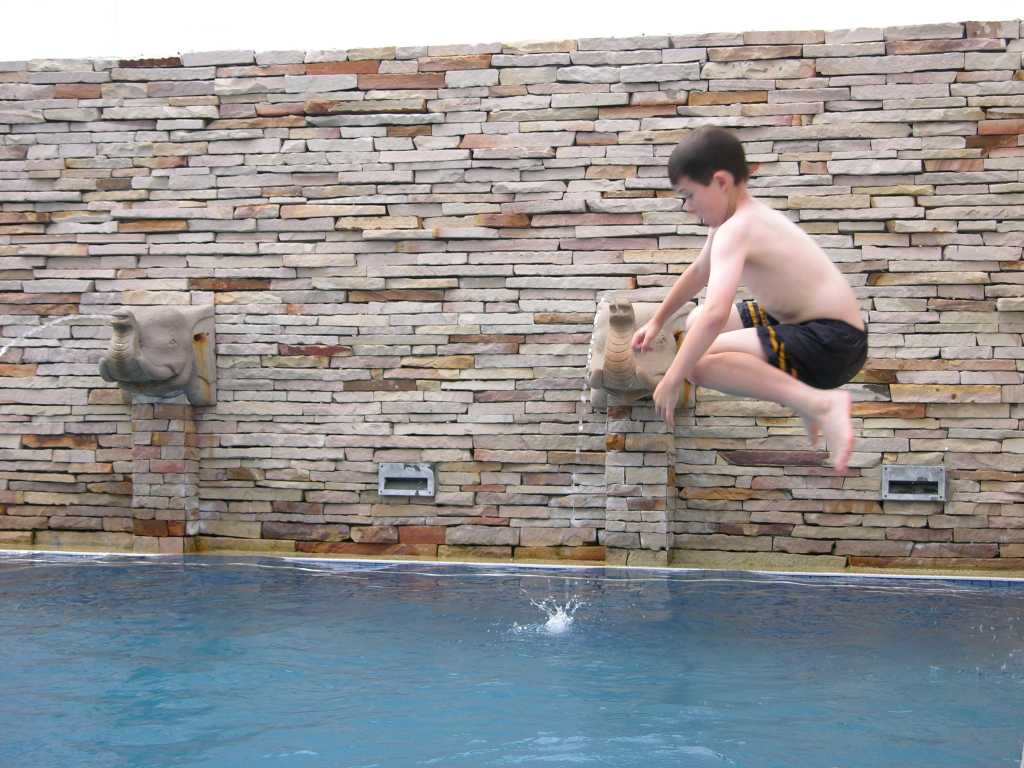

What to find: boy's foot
left=812, top=390, right=854, bottom=473
left=801, top=415, right=821, bottom=449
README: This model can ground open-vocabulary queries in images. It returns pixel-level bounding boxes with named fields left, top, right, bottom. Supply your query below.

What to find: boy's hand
left=653, top=369, right=685, bottom=430
left=631, top=318, right=662, bottom=351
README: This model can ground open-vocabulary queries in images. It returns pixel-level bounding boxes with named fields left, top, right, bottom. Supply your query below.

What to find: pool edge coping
left=4, top=547, right=1024, bottom=584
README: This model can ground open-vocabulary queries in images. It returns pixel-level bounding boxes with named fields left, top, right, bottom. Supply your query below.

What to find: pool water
left=1, top=553, right=1023, bottom=767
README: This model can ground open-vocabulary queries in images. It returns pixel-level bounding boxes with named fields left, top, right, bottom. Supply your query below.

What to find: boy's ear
left=712, top=169, right=735, bottom=190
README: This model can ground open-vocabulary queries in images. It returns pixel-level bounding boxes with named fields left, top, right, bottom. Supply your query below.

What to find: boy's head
left=668, top=127, right=749, bottom=226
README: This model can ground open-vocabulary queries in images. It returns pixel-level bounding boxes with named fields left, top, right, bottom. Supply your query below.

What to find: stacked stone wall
left=1, top=20, right=1022, bottom=568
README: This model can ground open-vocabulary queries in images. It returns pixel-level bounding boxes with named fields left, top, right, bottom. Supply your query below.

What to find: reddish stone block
left=535, top=313, right=594, bottom=324
left=0, top=364, right=37, bottom=377
left=256, top=103, right=305, bottom=117
left=262, top=522, right=349, bottom=541
left=133, top=519, right=169, bottom=537
left=599, top=105, right=679, bottom=118
left=306, top=60, right=380, bottom=75
left=270, top=501, right=325, bottom=516
left=117, top=219, right=189, bottom=233
left=418, top=55, right=492, bottom=71
left=118, top=56, right=182, bottom=68
left=87, top=482, right=132, bottom=495
left=188, top=278, right=271, bottom=291
left=347, top=290, right=442, bottom=302
left=605, top=434, right=626, bottom=451
left=53, top=83, right=102, bottom=98
left=719, top=450, right=827, bottom=467
left=3, top=304, right=80, bottom=316
left=924, top=159, right=984, bottom=172
left=305, top=99, right=425, bottom=116
left=388, top=125, right=433, bottom=137
left=398, top=526, right=447, bottom=545
left=150, top=460, right=187, bottom=474
left=0, top=292, right=82, bottom=304
left=21, top=434, right=97, bottom=449
left=718, top=523, right=794, bottom=536
left=689, top=91, right=768, bottom=106
left=979, top=119, right=1024, bottom=135
left=966, top=134, right=1018, bottom=153
left=357, top=74, right=445, bottom=89
left=473, top=214, right=530, bottom=227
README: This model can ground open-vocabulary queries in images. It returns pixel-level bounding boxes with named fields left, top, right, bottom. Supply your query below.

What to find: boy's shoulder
left=715, top=199, right=793, bottom=249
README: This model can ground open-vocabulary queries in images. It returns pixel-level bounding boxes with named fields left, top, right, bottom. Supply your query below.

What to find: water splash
left=0, top=314, right=104, bottom=359
left=530, top=597, right=585, bottom=635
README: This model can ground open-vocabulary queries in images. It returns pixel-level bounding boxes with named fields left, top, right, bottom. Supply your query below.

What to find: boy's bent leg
left=685, top=303, right=746, bottom=334
left=691, top=349, right=854, bottom=473
left=704, top=328, right=823, bottom=449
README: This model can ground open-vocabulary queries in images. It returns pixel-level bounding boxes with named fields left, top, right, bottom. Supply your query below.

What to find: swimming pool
left=1, top=553, right=1022, bottom=767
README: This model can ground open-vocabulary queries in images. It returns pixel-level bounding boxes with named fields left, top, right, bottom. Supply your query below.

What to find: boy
left=632, top=127, right=867, bottom=473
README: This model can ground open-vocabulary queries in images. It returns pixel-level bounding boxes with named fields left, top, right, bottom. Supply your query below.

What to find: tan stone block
left=708, top=45, right=803, bottom=61
left=518, top=527, right=597, bottom=547
left=773, top=537, right=834, bottom=555
left=195, top=536, right=296, bottom=553
left=835, top=541, right=913, bottom=556
left=688, top=90, right=768, bottom=106
left=437, top=544, right=513, bottom=560
left=281, top=204, right=386, bottom=218
left=701, top=60, right=816, bottom=79
left=0, top=530, right=33, bottom=546
left=514, top=546, right=606, bottom=562
left=446, top=525, right=517, bottom=546
left=399, top=355, right=474, bottom=369
left=34, top=531, right=133, bottom=551
left=889, top=384, right=1002, bottom=403
left=195, top=520, right=262, bottom=538
left=350, top=525, right=399, bottom=544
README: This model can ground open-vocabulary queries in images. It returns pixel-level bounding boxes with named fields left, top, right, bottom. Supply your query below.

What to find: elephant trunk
left=100, top=309, right=174, bottom=383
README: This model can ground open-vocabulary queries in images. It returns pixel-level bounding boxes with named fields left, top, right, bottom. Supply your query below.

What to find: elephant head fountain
left=99, top=305, right=217, bottom=406
left=588, top=298, right=692, bottom=410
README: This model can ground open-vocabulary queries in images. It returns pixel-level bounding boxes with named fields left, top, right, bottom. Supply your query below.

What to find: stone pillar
left=602, top=401, right=676, bottom=566
left=129, top=395, right=198, bottom=554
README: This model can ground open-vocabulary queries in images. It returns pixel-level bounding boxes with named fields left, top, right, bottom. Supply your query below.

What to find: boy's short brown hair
left=667, top=126, right=749, bottom=186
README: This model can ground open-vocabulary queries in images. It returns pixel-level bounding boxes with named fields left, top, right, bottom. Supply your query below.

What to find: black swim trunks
left=736, top=300, right=868, bottom=390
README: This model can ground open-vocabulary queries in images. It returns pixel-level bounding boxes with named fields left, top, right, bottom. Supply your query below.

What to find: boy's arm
left=663, top=226, right=746, bottom=385
left=651, top=228, right=715, bottom=327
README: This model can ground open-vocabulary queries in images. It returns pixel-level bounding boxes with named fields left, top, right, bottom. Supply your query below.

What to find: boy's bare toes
left=801, top=416, right=822, bottom=449
left=820, top=390, right=853, bottom=474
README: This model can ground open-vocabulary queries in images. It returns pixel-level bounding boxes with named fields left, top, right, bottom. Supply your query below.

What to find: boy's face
left=674, top=172, right=733, bottom=227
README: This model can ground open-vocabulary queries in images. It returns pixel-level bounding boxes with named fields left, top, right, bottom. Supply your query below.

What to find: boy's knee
left=685, top=306, right=702, bottom=331
left=690, top=354, right=715, bottom=387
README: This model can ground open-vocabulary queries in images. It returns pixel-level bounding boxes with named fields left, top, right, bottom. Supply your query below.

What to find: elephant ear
left=179, top=304, right=214, bottom=331
left=98, top=358, right=114, bottom=382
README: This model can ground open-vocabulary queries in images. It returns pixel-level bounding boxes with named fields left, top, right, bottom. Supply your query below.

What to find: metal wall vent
left=378, top=463, right=435, bottom=498
left=881, top=465, right=946, bottom=502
